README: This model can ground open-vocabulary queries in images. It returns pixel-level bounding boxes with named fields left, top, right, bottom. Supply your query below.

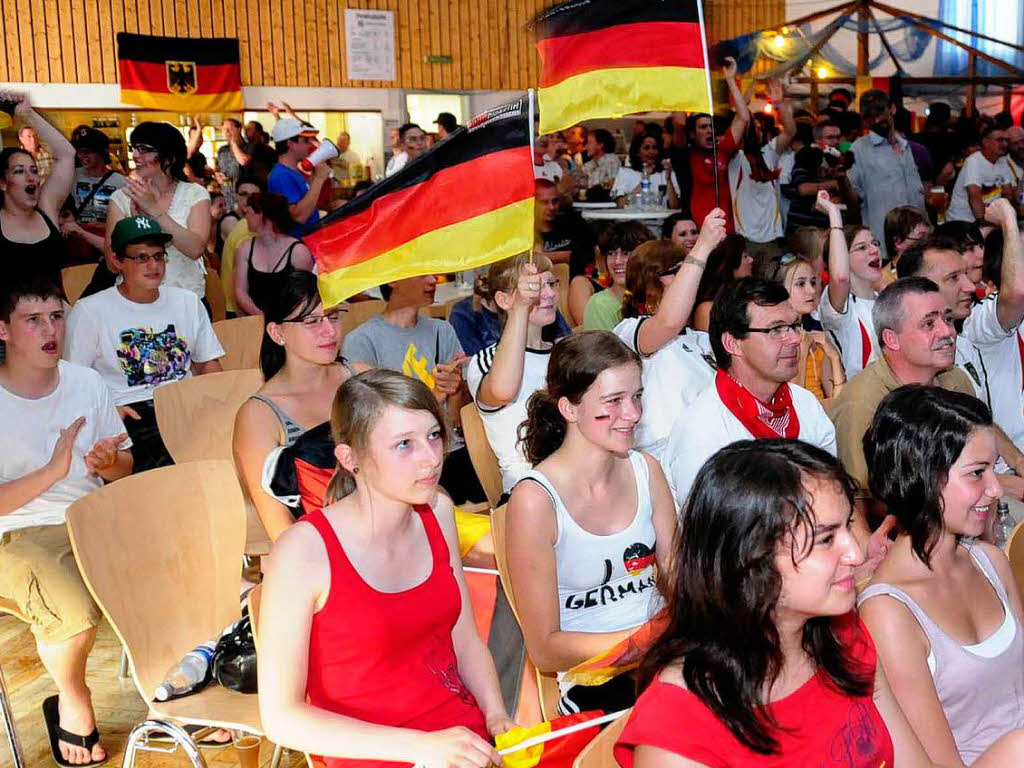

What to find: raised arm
left=505, top=481, right=636, bottom=673
left=722, top=58, right=750, bottom=146
left=987, top=198, right=1024, bottom=331
left=767, top=78, right=796, bottom=154
left=476, top=263, right=539, bottom=408
left=817, top=191, right=850, bottom=313
left=258, top=523, right=502, bottom=765
left=634, top=208, right=727, bottom=355
left=4, top=92, right=76, bottom=219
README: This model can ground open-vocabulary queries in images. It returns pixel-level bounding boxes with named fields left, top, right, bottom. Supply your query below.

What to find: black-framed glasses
left=745, top=321, right=802, bottom=340
left=119, top=252, right=167, bottom=264
left=130, top=143, right=158, bottom=155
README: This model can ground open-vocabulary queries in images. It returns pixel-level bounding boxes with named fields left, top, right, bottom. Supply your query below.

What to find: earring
left=352, top=467, right=359, bottom=474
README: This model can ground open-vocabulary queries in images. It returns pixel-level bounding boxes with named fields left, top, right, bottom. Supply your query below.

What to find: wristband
left=684, top=256, right=707, bottom=268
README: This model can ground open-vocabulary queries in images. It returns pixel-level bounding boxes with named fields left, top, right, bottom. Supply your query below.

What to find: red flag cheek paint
left=594, top=414, right=612, bottom=421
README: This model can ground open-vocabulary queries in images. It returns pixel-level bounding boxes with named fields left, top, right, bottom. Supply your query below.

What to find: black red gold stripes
left=117, top=33, right=244, bottom=112
left=306, top=100, right=535, bottom=306
left=532, top=0, right=712, bottom=133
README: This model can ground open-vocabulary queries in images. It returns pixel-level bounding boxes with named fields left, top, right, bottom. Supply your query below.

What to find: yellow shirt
left=221, top=219, right=254, bottom=313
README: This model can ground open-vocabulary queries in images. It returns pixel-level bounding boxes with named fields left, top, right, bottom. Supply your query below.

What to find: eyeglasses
left=659, top=262, right=683, bottom=277
left=119, top=252, right=167, bottom=264
left=745, top=321, right=803, bottom=340
left=284, top=310, right=347, bottom=328
left=850, top=239, right=881, bottom=253
left=130, top=143, right=158, bottom=155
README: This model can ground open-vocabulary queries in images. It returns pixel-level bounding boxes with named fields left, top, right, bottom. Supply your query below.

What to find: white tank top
left=517, top=451, right=664, bottom=637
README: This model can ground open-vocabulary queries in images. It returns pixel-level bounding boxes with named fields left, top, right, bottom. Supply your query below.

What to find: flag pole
left=408, top=709, right=628, bottom=768
left=695, top=0, right=720, bottom=211
left=528, top=87, right=536, bottom=266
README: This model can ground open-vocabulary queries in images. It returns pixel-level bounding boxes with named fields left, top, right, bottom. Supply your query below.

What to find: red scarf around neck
left=714, top=369, right=800, bottom=440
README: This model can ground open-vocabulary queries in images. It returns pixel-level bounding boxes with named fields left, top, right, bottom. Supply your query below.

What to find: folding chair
left=491, top=504, right=563, bottom=720
left=460, top=403, right=505, bottom=510
left=66, top=460, right=262, bottom=768
left=212, top=315, right=264, bottom=372
left=61, top=263, right=98, bottom=306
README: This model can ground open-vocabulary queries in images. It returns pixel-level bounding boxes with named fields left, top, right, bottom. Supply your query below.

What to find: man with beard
left=847, top=90, right=926, bottom=261
left=831, top=277, right=975, bottom=493
left=661, top=278, right=836, bottom=506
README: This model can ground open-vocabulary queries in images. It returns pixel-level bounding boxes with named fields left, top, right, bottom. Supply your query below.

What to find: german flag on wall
left=306, top=99, right=535, bottom=307
left=533, top=0, right=712, bottom=134
left=117, top=33, right=244, bottom=112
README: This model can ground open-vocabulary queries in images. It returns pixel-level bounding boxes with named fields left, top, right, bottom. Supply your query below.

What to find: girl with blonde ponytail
left=508, top=331, right=677, bottom=715
left=259, top=369, right=513, bottom=767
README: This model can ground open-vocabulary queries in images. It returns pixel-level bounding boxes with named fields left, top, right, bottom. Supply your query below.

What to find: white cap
left=271, top=118, right=318, bottom=143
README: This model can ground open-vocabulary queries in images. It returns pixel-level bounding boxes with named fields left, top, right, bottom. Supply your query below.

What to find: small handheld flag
left=306, top=98, right=536, bottom=307
left=563, top=609, right=669, bottom=687
left=532, top=0, right=713, bottom=134
left=117, top=33, right=244, bottom=112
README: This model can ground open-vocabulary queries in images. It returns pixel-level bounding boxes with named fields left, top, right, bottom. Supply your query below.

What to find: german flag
left=563, top=608, right=668, bottom=687
left=117, top=33, right=244, bottom=112
left=494, top=712, right=605, bottom=768
left=533, top=0, right=712, bottom=134
left=306, top=99, right=534, bottom=307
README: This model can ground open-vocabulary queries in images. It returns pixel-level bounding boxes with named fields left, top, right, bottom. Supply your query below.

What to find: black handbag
left=211, top=611, right=258, bottom=693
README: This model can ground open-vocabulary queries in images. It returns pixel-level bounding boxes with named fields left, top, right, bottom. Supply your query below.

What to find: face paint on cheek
left=594, top=414, right=613, bottom=421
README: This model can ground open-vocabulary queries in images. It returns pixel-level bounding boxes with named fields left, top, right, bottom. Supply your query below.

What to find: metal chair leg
left=0, top=661, right=25, bottom=768
left=270, top=743, right=284, bottom=768
left=121, top=720, right=209, bottom=768
left=118, top=649, right=130, bottom=679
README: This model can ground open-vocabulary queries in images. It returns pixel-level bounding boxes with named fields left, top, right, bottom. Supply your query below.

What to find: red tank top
left=615, top=613, right=894, bottom=768
left=303, top=506, right=488, bottom=768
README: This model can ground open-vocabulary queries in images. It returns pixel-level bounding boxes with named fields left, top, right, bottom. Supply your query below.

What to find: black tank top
left=247, top=238, right=300, bottom=314
left=0, top=208, right=67, bottom=292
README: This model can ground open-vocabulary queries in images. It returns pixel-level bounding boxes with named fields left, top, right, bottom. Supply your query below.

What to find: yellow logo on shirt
left=402, top=343, right=435, bottom=389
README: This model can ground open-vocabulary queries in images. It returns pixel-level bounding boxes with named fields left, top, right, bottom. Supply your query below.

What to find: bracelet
left=683, top=256, right=707, bottom=268
left=829, top=226, right=844, bottom=231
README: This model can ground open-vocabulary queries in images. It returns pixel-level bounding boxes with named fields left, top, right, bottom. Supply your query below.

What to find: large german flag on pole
left=306, top=99, right=535, bottom=307
left=117, top=33, right=244, bottom=112
left=533, top=0, right=713, bottom=134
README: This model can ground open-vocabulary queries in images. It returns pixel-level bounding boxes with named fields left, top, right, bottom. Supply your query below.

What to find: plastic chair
left=213, top=315, right=264, bottom=372
left=66, top=459, right=262, bottom=768
left=571, top=710, right=629, bottom=768
left=460, top=403, right=504, bottom=510
left=552, top=263, right=571, bottom=324
left=61, top=263, right=98, bottom=306
left=205, top=267, right=228, bottom=322
left=154, top=369, right=264, bottom=464
left=1006, top=518, right=1024, bottom=597
left=491, top=504, right=563, bottom=720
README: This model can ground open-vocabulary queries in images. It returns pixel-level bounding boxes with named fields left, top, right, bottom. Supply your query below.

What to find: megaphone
left=300, top=138, right=339, bottom=173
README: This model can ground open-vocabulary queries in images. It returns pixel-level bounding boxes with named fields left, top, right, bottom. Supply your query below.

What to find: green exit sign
left=426, top=54, right=453, bottom=64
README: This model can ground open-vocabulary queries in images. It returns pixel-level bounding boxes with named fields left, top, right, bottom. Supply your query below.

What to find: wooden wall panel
left=5, top=0, right=786, bottom=90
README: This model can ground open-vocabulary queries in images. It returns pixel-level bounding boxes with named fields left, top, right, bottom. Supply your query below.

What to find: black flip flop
left=42, top=694, right=108, bottom=767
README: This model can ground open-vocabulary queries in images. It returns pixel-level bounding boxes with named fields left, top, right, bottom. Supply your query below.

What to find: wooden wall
left=1, top=0, right=785, bottom=90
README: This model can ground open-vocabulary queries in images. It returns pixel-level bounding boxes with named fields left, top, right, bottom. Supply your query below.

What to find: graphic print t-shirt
left=72, top=168, right=126, bottom=224
left=342, top=314, right=464, bottom=390
left=65, top=286, right=224, bottom=405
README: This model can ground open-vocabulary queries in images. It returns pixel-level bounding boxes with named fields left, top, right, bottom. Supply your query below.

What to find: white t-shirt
left=963, top=295, right=1024, bottom=451
left=820, top=291, right=877, bottom=378
left=110, top=182, right=210, bottom=297
left=661, top=380, right=837, bottom=507
left=948, top=151, right=1015, bottom=223
left=64, top=286, right=225, bottom=406
left=610, top=167, right=680, bottom=201
left=729, top=138, right=785, bottom=243
left=613, top=317, right=717, bottom=460
left=534, top=160, right=563, bottom=182
left=385, top=151, right=408, bottom=177
left=0, top=362, right=130, bottom=536
left=956, top=333, right=990, bottom=405
left=465, top=343, right=552, bottom=493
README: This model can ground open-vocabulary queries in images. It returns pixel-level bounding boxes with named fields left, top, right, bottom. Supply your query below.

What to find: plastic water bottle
left=154, top=641, right=216, bottom=701
left=993, top=500, right=1016, bottom=549
left=640, top=172, right=652, bottom=211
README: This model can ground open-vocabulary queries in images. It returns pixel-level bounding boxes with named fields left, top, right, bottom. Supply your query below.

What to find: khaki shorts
left=0, top=525, right=100, bottom=644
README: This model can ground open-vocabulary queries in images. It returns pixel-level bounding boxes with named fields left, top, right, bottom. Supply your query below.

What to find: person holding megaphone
left=268, top=118, right=332, bottom=237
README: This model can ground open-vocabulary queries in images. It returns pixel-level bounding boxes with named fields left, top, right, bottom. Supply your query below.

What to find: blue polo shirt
left=267, top=163, right=320, bottom=237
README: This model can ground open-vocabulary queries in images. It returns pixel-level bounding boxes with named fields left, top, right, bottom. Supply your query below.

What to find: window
left=936, top=0, right=1024, bottom=75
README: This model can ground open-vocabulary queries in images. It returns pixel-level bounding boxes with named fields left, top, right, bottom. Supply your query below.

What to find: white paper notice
left=345, top=9, right=397, bottom=81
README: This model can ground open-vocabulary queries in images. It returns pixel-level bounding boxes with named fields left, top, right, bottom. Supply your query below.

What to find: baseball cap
left=434, top=112, right=458, bottom=133
left=271, top=118, right=319, bottom=143
left=71, top=127, right=111, bottom=157
left=111, top=215, right=173, bottom=253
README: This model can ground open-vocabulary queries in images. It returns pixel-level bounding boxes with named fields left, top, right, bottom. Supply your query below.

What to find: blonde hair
left=324, top=369, right=450, bottom=503
left=487, top=252, right=554, bottom=325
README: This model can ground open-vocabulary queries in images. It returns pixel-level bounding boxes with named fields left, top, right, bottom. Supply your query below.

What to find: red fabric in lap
left=303, top=507, right=488, bottom=768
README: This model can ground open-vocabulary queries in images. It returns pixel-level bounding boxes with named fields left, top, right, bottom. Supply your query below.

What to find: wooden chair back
left=340, top=299, right=386, bottom=335
left=1006, top=518, right=1024, bottom=596
left=0, top=596, right=28, bottom=624
left=460, top=403, right=504, bottom=510
left=204, top=266, right=227, bottom=322
left=153, top=368, right=263, bottom=463
left=65, top=460, right=246, bottom=705
left=213, top=315, right=264, bottom=372
left=552, top=263, right=570, bottom=322
left=572, top=711, right=630, bottom=768
left=491, top=504, right=562, bottom=720
left=61, top=263, right=98, bottom=305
